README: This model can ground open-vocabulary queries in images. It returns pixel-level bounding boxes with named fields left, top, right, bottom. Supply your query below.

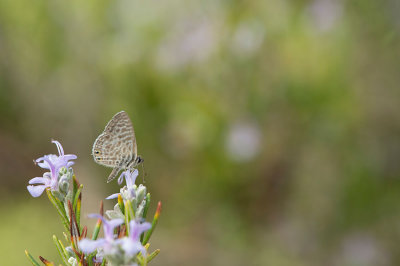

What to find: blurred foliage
left=0, top=0, right=400, bottom=265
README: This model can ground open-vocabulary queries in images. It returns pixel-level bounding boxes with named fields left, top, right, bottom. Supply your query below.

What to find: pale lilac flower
left=119, top=220, right=151, bottom=257
left=78, top=214, right=124, bottom=254
left=27, top=140, right=77, bottom=197
left=36, top=140, right=77, bottom=172
left=106, top=170, right=138, bottom=200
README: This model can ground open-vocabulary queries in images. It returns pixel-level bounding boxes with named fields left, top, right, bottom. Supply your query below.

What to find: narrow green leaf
left=124, top=200, right=132, bottom=235
left=147, top=249, right=160, bottom=262
left=92, top=200, right=104, bottom=240
left=129, top=200, right=135, bottom=219
left=25, top=250, right=40, bottom=266
left=92, top=218, right=102, bottom=240
left=141, top=193, right=151, bottom=242
left=58, top=240, right=69, bottom=260
left=46, top=188, right=69, bottom=233
left=72, top=184, right=83, bottom=210
left=131, top=197, right=138, bottom=214
left=68, top=200, right=80, bottom=251
left=75, top=193, right=82, bottom=233
left=63, top=232, right=69, bottom=243
left=136, top=254, right=145, bottom=266
left=142, top=201, right=161, bottom=245
left=142, top=193, right=151, bottom=219
left=52, top=235, right=69, bottom=265
left=50, top=189, right=67, bottom=217
left=72, top=175, right=78, bottom=200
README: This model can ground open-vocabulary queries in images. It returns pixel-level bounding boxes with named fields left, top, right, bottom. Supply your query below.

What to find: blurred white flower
left=333, top=233, right=389, bottom=266
left=231, top=20, right=265, bottom=57
left=156, top=18, right=218, bottom=70
left=226, top=121, right=261, bottom=162
left=308, top=0, right=343, bottom=32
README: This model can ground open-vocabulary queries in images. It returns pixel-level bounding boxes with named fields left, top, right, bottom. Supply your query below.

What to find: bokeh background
left=1, top=0, right=400, bottom=265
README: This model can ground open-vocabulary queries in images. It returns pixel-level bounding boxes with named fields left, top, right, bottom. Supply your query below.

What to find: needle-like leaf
left=142, top=201, right=162, bottom=245
left=46, top=188, right=69, bottom=233
left=92, top=201, right=103, bottom=240
left=25, top=250, right=41, bottom=266
left=52, top=235, right=69, bottom=265
left=147, top=249, right=160, bottom=262
left=39, top=256, right=55, bottom=266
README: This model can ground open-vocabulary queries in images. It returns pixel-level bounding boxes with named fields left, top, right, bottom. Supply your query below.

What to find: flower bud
left=58, top=175, right=70, bottom=194
left=121, top=184, right=136, bottom=202
left=68, top=257, right=77, bottom=266
left=136, top=184, right=147, bottom=204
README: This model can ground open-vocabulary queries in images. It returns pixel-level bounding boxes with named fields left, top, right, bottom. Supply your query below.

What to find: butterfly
left=92, top=111, right=143, bottom=183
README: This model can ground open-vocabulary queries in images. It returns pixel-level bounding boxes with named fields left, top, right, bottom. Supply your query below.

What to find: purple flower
left=118, top=169, right=138, bottom=187
left=36, top=140, right=77, bottom=172
left=79, top=214, right=124, bottom=254
left=106, top=170, right=138, bottom=200
left=27, top=140, right=77, bottom=197
left=119, top=220, right=151, bottom=257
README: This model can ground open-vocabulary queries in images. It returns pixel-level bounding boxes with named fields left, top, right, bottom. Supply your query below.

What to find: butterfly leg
left=107, top=167, right=122, bottom=183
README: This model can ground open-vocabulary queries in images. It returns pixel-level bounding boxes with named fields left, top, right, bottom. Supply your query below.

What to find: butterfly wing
left=92, top=111, right=137, bottom=168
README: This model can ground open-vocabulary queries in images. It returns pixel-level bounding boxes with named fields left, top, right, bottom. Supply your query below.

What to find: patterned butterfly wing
left=92, top=111, right=137, bottom=169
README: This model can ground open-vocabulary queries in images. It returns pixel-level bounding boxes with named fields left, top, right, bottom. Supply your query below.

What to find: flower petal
left=28, top=177, right=48, bottom=185
left=129, top=221, right=151, bottom=241
left=103, top=218, right=124, bottom=240
left=118, top=171, right=126, bottom=185
left=108, top=218, right=124, bottom=229
left=42, top=156, right=57, bottom=179
left=88, top=213, right=106, bottom=223
left=36, top=157, right=51, bottom=169
left=126, top=170, right=138, bottom=187
left=87, top=214, right=123, bottom=226
left=78, top=238, right=107, bottom=254
left=119, top=238, right=146, bottom=257
left=27, top=185, right=46, bottom=197
left=106, top=193, right=120, bottom=200
left=35, top=156, right=45, bottom=162
left=64, top=154, right=77, bottom=160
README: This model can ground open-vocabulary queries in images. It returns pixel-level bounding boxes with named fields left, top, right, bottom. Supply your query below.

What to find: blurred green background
left=1, top=0, right=400, bottom=265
